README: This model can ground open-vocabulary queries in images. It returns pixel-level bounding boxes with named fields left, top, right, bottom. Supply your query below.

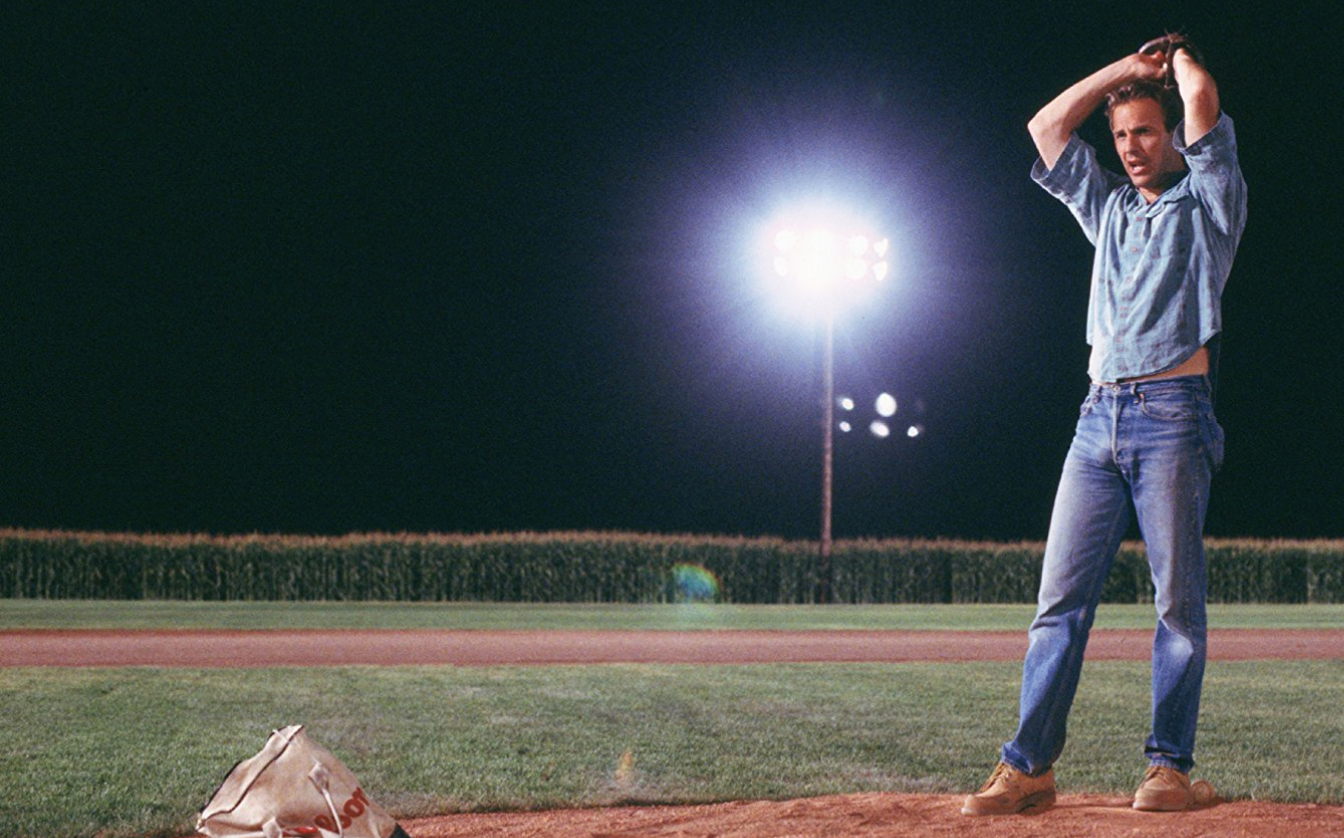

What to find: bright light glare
left=763, top=207, right=888, bottom=318
left=778, top=228, right=842, bottom=287
left=839, top=421, right=852, bottom=433
left=874, top=238, right=889, bottom=257
left=870, top=420, right=891, bottom=438
left=839, top=397, right=854, bottom=411
left=804, top=228, right=833, bottom=250
left=907, top=424, right=924, bottom=438
left=875, top=392, right=897, bottom=417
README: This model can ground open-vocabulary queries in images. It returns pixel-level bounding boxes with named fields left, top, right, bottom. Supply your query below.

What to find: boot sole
left=1132, top=795, right=1192, bottom=812
left=961, top=789, right=1056, bottom=816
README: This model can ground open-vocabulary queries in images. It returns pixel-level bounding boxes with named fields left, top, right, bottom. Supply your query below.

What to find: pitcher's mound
left=401, top=792, right=1344, bottom=838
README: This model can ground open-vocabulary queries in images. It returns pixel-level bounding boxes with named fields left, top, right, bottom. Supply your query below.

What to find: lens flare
left=671, top=563, right=720, bottom=602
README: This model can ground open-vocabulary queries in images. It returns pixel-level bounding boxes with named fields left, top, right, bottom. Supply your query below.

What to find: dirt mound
left=398, top=792, right=1344, bottom=838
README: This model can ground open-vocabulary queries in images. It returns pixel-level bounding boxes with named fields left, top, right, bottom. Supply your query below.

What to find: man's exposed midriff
left=1107, top=345, right=1210, bottom=384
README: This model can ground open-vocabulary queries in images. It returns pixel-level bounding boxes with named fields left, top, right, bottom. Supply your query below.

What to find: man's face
left=1110, top=98, right=1185, bottom=196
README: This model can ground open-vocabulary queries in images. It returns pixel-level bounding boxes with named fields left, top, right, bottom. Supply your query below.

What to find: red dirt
left=4, top=628, right=1341, bottom=667
left=397, top=792, right=1344, bottom=838
left=9, top=629, right=1339, bottom=837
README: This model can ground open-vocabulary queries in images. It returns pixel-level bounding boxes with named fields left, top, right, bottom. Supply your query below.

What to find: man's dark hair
left=1105, top=80, right=1183, bottom=131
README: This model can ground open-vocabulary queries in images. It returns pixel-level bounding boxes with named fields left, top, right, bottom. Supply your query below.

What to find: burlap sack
left=197, top=725, right=409, bottom=838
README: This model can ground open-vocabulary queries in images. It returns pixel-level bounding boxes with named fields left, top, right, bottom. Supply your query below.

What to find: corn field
left=1, top=528, right=1341, bottom=604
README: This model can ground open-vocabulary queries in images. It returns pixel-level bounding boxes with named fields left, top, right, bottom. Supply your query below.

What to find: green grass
left=1, top=661, right=1342, bottom=838
left=4, top=600, right=1344, bottom=630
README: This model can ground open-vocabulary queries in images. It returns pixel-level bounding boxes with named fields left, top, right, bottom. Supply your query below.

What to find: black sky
left=6, top=3, right=1342, bottom=540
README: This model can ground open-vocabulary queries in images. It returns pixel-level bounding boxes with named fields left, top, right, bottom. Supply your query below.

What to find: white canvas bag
left=197, top=725, right=408, bottom=838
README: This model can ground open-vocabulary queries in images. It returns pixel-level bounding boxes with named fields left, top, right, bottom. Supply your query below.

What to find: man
left=961, top=36, right=1247, bottom=816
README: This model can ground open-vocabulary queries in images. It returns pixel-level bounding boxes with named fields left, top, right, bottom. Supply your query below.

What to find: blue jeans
left=1002, top=376, right=1224, bottom=776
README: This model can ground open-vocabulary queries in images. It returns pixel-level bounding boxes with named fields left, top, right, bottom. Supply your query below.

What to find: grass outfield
left=3, top=600, right=1344, bottom=630
left=1, top=662, right=1342, bottom=838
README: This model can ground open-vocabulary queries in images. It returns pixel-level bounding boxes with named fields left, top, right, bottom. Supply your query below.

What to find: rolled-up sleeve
left=1174, top=113, right=1247, bottom=239
left=1031, top=134, right=1126, bottom=246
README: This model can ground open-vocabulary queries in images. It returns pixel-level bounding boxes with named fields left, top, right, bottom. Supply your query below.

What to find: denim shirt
left=1031, top=113, right=1247, bottom=382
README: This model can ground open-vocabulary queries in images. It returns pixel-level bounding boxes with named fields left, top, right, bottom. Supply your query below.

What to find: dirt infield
left=9, top=629, right=1340, bottom=837
left=399, top=792, right=1344, bottom=838
left=4, top=628, right=1342, bottom=667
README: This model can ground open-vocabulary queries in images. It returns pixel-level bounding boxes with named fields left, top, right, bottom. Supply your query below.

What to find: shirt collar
left=1124, top=169, right=1191, bottom=213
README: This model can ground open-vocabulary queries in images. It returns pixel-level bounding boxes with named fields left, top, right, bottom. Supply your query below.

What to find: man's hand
left=1129, top=50, right=1169, bottom=85
left=1139, top=33, right=1219, bottom=144
left=1139, top=34, right=1205, bottom=88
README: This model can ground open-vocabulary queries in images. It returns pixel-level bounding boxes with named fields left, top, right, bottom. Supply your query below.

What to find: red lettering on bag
left=311, top=787, right=371, bottom=832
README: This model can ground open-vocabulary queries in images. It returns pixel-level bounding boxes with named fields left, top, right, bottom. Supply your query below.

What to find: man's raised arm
left=1171, top=48, right=1219, bottom=145
left=1027, top=52, right=1166, bottom=169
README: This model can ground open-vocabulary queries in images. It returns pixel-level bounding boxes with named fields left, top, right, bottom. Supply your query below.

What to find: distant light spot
left=672, top=563, right=720, bottom=602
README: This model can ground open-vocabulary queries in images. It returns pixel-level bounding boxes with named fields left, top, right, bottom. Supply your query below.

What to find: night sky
left=7, top=3, right=1342, bottom=540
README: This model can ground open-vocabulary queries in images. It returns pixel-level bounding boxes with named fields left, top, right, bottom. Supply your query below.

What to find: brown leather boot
left=961, top=762, right=1057, bottom=816
left=1132, top=764, right=1194, bottom=811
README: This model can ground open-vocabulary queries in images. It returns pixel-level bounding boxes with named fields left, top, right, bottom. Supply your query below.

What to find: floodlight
left=761, top=204, right=888, bottom=603
left=875, top=392, right=897, bottom=417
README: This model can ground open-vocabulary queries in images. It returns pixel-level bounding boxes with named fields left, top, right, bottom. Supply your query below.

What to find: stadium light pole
left=772, top=223, right=889, bottom=603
